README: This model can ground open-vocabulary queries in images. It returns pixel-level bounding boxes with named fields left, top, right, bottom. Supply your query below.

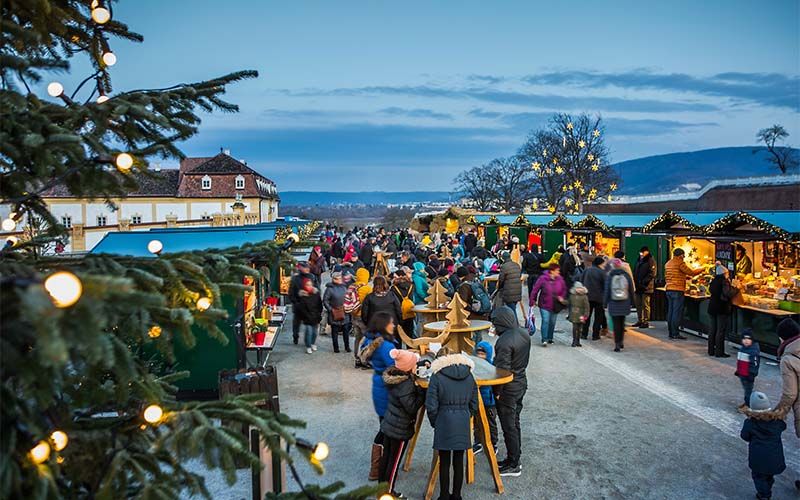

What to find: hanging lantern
left=44, top=271, right=82, bottom=308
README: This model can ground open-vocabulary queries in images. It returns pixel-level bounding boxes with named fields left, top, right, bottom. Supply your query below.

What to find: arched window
left=201, top=175, right=211, bottom=190
left=235, top=175, right=245, bottom=189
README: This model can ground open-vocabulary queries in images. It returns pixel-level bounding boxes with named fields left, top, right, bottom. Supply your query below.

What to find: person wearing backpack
left=345, top=268, right=372, bottom=368
left=604, top=258, right=635, bottom=352
left=391, top=269, right=417, bottom=339
left=457, top=266, right=491, bottom=320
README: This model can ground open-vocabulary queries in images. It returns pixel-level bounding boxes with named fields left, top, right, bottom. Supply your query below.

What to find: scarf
left=777, top=334, right=800, bottom=358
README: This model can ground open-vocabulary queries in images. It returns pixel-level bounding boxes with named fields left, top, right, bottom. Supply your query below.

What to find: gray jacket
left=604, top=268, right=635, bottom=317
left=322, top=282, right=349, bottom=325
left=426, top=354, right=478, bottom=451
left=581, top=266, right=607, bottom=303
left=497, top=260, right=522, bottom=303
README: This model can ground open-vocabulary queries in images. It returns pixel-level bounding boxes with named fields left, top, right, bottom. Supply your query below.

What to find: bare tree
left=491, top=156, right=536, bottom=212
left=453, top=165, right=498, bottom=211
left=518, top=113, right=619, bottom=212
left=756, top=124, right=798, bottom=174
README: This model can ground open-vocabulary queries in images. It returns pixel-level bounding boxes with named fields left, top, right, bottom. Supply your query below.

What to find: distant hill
left=614, top=146, right=797, bottom=194
left=281, top=191, right=453, bottom=205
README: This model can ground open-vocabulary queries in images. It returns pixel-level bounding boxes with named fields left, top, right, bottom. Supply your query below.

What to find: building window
left=131, top=215, right=142, bottom=224
left=201, top=175, right=212, bottom=190
left=61, top=215, right=72, bottom=228
left=201, top=214, right=212, bottom=220
left=96, top=215, right=107, bottom=226
left=235, top=175, right=245, bottom=190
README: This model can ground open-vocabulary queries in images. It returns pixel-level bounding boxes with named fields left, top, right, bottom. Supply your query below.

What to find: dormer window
left=235, top=175, right=245, bottom=190
left=201, top=175, right=211, bottom=190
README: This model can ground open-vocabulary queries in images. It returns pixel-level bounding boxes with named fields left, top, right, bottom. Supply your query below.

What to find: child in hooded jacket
left=473, top=341, right=498, bottom=455
left=567, top=281, right=591, bottom=347
left=740, top=392, right=786, bottom=499
left=735, top=329, right=760, bottom=407
left=426, top=352, right=478, bottom=500
left=378, top=349, right=424, bottom=499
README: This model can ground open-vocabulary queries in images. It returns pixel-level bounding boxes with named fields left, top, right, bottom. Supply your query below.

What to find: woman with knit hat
left=378, top=349, right=423, bottom=499
left=604, top=258, right=635, bottom=353
left=775, top=318, right=800, bottom=492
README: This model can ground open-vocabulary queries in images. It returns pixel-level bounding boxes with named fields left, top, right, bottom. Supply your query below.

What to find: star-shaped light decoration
left=545, top=167, right=552, bottom=175
left=565, top=198, right=574, bottom=207
left=607, top=194, right=613, bottom=201
left=532, top=200, right=539, bottom=210
left=593, top=129, right=600, bottom=137
left=578, top=140, right=586, bottom=148
left=610, top=183, right=618, bottom=191
left=532, top=161, right=541, bottom=170
left=542, top=148, right=548, bottom=157
left=591, top=164, right=599, bottom=171
left=580, top=186, right=586, bottom=194
left=555, top=165, right=564, bottom=174
left=590, top=188, right=598, bottom=197
left=552, top=157, right=558, bottom=164
left=562, top=185, right=568, bottom=192
left=566, top=122, right=574, bottom=130
left=574, top=180, right=582, bottom=188
left=587, top=153, right=595, bottom=161
left=548, top=205, right=556, bottom=213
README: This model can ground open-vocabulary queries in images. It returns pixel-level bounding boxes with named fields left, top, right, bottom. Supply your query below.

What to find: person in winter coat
left=308, top=246, right=326, bottom=280
left=470, top=240, right=489, bottom=260
left=378, top=349, right=424, bottom=498
left=632, top=246, right=656, bottom=328
left=391, top=269, right=416, bottom=339
left=665, top=248, right=705, bottom=340
left=288, top=262, right=318, bottom=345
left=740, top=392, right=786, bottom=500
left=567, top=281, right=590, bottom=347
left=294, top=278, right=323, bottom=354
left=359, top=312, right=400, bottom=481
left=360, top=238, right=375, bottom=272
left=558, top=246, right=581, bottom=290
left=775, top=318, right=800, bottom=492
left=362, top=275, right=402, bottom=327
left=604, top=258, right=635, bottom=353
left=426, top=352, right=478, bottom=500
left=735, top=330, right=760, bottom=407
left=412, top=262, right=430, bottom=305
left=581, top=257, right=609, bottom=340
left=323, top=272, right=350, bottom=353
left=497, top=250, right=523, bottom=319
left=348, top=268, right=373, bottom=368
left=491, top=306, right=531, bottom=477
left=708, top=264, right=739, bottom=357
left=530, top=264, right=567, bottom=346
left=463, top=229, right=478, bottom=254
left=472, top=341, right=498, bottom=455
left=521, top=244, right=543, bottom=295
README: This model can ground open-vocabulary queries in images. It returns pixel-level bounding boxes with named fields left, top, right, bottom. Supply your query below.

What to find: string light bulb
left=147, top=239, right=163, bottom=255
left=312, top=442, right=329, bottom=461
left=593, top=129, right=600, bottom=137
left=44, top=271, right=83, bottom=308
left=6, top=235, right=19, bottom=247
left=566, top=122, right=574, bottom=130
left=50, top=430, right=68, bottom=452
left=102, top=52, right=117, bottom=66
left=196, top=297, right=212, bottom=311
left=148, top=325, right=162, bottom=338
left=115, top=153, right=133, bottom=170
left=96, top=94, right=109, bottom=104
left=2, top=218, right=15, bottom=231
left=143, top=404, right=164, bottom=424
left=379, top=494, right=395, bottom=500
left=578, top=140, right=586, bottom=148
left=91, top=7, right=110, bottom=24
left=30, top=441, right=51, bottom=464
left=47, top=82, right=64, bottom=97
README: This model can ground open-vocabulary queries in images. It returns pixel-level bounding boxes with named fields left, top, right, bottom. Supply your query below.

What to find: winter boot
left=368, top=443, right=383, bottom=481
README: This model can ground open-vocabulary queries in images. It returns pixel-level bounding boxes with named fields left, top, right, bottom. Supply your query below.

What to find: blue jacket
left=475, top=341, right=495, bottom=407
left=735, top=342, right=760, bottom=381
left=740, top=408, right=786, bottom=475
left=360, top=331, right=397, bottom=417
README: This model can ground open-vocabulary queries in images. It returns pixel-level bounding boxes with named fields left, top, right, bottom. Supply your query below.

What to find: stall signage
left=715, top=241, right=734, bottom=270
left=624, top=230, right=632, bottom=237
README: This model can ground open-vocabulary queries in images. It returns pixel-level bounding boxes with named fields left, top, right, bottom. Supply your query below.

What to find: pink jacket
left=530, top=271, right=567, bottom=312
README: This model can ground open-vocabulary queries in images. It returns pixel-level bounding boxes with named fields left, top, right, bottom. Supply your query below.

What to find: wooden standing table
left=406, top=361, right=513, bottom=500
left=422, top=320, right=492, bottom=353
left=412, top=304, right=449, bottom=325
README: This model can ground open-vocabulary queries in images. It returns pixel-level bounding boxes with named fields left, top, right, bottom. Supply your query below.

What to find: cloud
left=522, top=70, right=800, bottom=110
left=378, top=107, right=452, bottom=120
left=277, top=85, right=718, bottom=113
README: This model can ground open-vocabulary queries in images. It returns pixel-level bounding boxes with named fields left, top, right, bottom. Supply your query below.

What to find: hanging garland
left=640, top=211, right=704, bottom=233
left=546, top=214, right=574, bottom=229
left=703, top=211, right=793, bottom=241
left=512, top=214, right=530, bottom=226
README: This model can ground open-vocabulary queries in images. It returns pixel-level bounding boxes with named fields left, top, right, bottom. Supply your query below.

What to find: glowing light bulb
left=6, top=236, right=19, bottom=247
left=115, top=153, right=133, bottom=170
left=96, top=95, right=109, bottom=104
left=44, top=271, right=82, bottom=308
left=91, top=0, right=99, bottom=8
left=312, top=442, right=329, bottom=461
left=147, top=239, right=163, bottom=255
left=91, top=7, right=110, bottom=24
left=2, top=218, right=15, bottom=231
left=196, top=297, right=212, bottom=311
left=50, top=430, right=68, bottom=451
left=379, top=494, right=395, bottom=500
left=143, top=404, right=163, bottom=424
left=148, top=325, right=162, bottom=338
left=47, top=82, right=64, bottom=97
left=30, top=441, right=50, bottom=464
left=102, top=52, right=117, bottom=66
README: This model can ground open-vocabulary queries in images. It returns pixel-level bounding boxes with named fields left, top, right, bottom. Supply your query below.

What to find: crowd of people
left=285, top=224, right=799, bottom=499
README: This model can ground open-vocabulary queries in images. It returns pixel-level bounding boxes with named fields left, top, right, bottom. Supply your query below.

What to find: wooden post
left=70, top=223, right=85, bottom=252
left=165, top=214, right=178, bottom=227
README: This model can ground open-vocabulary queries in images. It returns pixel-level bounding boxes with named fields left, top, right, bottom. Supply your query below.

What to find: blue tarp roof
left=91, top=226, right=277, bottom=257
left=590, top=214, right=660, bottom=229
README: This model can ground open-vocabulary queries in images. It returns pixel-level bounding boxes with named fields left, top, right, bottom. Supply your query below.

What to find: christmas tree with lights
left=0, top=2, right=376, bottom=498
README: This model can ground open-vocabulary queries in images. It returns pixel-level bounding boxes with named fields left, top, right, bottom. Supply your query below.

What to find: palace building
left=34, top=150, right=280, bottom=252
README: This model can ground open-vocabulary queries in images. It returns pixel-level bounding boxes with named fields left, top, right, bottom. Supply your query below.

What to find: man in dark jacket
left=288, top=261, right=318, bottom=345
left=463, top=229, right=478, bottom=254
left=491, top=306, right=531, bottom=477
left=470, top=241, right=489, bottom=260
left=360, top=238, right=375, bottom=273
left=581, top=257, right=608, bottom=340
left=497, top=251, right=523, bottom=320
left=632, top=246, right=656, bottom=328
left=521, top=244, right=543, bottom=295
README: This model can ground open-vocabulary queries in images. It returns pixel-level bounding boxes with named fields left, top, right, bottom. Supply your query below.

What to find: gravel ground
left=195, top=286, right=800, bottom=500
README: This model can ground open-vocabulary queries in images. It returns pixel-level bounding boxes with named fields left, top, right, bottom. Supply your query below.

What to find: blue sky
left=53, top=1, right=799, bottom=190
